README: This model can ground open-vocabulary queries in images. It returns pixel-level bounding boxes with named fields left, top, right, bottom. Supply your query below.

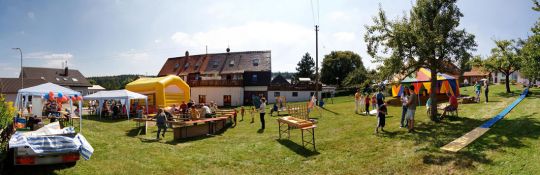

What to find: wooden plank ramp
left=440, top=127, right=490, bottom=152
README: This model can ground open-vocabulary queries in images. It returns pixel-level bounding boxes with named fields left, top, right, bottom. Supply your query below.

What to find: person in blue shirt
left=155, top=108, right=167, bottom=140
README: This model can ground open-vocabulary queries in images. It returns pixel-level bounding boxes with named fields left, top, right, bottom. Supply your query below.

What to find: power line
left=310, top=0, right=316, bottom=26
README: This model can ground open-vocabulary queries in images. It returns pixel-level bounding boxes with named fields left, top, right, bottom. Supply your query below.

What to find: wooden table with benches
left=276, top=104, right=317, bottom=151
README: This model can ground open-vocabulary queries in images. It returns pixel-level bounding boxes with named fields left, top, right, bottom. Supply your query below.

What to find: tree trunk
left=429, top=67, right=439, bottom=122
left=505, top=73, right=511, bottom=93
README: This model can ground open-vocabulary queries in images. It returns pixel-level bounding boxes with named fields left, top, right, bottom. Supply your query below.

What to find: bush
left=0, top=95, right=15, bottom=164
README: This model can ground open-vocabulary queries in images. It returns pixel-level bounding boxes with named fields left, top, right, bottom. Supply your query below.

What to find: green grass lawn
left=5, top=84, right=540, bottom=175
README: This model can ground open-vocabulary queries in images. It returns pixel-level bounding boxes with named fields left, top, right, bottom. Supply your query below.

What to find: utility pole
left=315, top=25, right=319, bottom=103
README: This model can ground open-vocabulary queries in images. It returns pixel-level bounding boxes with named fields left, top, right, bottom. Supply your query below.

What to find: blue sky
left=0, top=0, right=538, bottom=77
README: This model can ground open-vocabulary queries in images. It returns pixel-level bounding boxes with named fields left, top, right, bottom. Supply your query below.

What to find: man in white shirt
left=259, top=98, right=267, bottom=130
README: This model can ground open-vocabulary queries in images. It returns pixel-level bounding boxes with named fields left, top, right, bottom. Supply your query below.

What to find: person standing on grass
left=240, top=106, right=245, bottom=121
left=156, top=108, right=167, bottom=140
left=484, top=80, right=489, bottom=103
left=376, top=102, right=388, bottom=134
left=354, top=89, right=361, bottom=114
left=364, top=94, right=371, bottom=116
left=359, top=93, right=365, bottom=113
left=474, top=81, right=482, bottom=103
left=376, top=88, right=385, bottom=108
left=400, top=86, right=409, bottom=128
left=259, top=98, right=267, bottom=130
left=406, top=86, right=418, bottom=133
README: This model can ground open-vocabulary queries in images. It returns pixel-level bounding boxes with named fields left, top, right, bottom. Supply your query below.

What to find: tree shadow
left=398, top=112, right=540, bottom=169
left=276, top=139, right=319, bottom=157
left=126, top=127, right=145, bottom=137
left=320, top=107, right=340, bottom=115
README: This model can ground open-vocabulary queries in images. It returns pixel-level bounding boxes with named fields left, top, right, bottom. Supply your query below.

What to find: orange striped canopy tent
left=392, top=68, right=460, bottom=97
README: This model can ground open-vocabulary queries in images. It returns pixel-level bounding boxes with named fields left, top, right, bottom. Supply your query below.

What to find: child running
left=250, top=107, right=255, bottom=123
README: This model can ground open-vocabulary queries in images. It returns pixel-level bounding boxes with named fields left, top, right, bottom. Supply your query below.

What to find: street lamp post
left=12, top=48, right=23, bottom=89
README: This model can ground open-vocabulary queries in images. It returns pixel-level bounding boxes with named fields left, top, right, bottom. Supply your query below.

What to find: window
left=63, top=77, right=68, bottom=81
left=292, top=92, right=298, bottom=97
left=174, top=63, right=180, bottom=70
left=274, top=92, right=280, bottom=97
left=56, top=78, right=60, bottom=81
left=212, top=61, right=219, bottom=68
left=40, top=76, right=45, bottom=80
left=195, top=61, right=201, bottom=69
left=252, top=58, right=259, bottom=66
left=251, top=74, right=258, bottom=82
left=72, top=78, right=78, bottom=82
left=199, top=95, right=206, bottom=104
left=229, top=60, right=235, bottom=67
left=184, top=63, right=190, bottom=69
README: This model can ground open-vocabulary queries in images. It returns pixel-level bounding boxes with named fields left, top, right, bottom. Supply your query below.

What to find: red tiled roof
left=463, top=67, right=489, bottom=77
left=158, top=50, right=271, bottom=77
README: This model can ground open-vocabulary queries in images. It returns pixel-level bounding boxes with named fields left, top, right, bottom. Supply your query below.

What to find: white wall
left=190, top=87, right=244, bottom=106
left=267, top=91, right=321, bottom=103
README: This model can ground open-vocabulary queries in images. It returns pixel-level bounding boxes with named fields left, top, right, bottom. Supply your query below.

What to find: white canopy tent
left=14, top=82, right=83, bottom=132
left=83, top=89, right=148, bottom=120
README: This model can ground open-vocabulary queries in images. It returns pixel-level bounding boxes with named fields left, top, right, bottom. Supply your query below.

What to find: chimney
left=64, top=66, right=69, bottom=76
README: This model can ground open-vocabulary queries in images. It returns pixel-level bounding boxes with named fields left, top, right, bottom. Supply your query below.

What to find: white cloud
left=116, top=49, right=151, bottom=62
left=154, top=39, right=161, bottom=44
left=333, top=32, right=356, bottom=42
left=25, top=52, right=74, bottom=68
left=170, top=21, right=314, bottom=71
left=327, top=11, right=351, bottom=21
left=27, top=12, right=35, bottom=20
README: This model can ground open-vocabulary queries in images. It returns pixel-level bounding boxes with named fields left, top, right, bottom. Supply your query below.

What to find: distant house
left=267, top=76, right=322, bottom=104
left=87, top=85, right=106, bottom=95
left=462, top=67, right=489, bottom=85
left=158, top=50, right=271, bottom=106
left=20, top=67, right=93, bottom=95
left=0, top=78, right=46, bottom=102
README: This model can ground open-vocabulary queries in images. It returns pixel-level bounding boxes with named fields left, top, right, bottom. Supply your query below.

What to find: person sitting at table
left=112, top=103, right=120, bottom=119
left=189, top=106, right=200, bottom=120
left=201, top=104, right=213, bottom=118
left=179, top=101, right=188, bottom=113
left=164, top=109, right=174, bottom=128
left=187, top=100, right=194, bottom=109
left=440, top=93, right=458, bottom=119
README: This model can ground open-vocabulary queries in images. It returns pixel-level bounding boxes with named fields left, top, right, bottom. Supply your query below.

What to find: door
left=223, top=95, right=232, bottom=106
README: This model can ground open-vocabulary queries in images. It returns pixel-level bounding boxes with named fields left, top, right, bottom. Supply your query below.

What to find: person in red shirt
left=364, top=94, right=371, bottom=116
left=440, top=93, right=458, bottom=119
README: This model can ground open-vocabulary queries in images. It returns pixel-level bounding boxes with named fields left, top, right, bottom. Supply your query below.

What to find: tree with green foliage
left=520, top=0, right=540, bottom=85
left=295, top=53, right=315, bottom=80
left=482, top=40, right=522, bottom=93
left=365, top=0, right=477, bottom=121
left=320, top=51, right=366, bottom=86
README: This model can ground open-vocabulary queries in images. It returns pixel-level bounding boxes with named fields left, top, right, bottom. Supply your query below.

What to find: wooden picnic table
left=277, top=116, right=316, bottom=151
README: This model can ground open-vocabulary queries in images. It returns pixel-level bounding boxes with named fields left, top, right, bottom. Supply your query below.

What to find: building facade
left=158, top=50, right=271, bottom=106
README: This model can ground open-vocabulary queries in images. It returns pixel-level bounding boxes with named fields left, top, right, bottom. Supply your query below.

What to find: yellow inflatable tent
left=125, top=75, right=190, bottom=110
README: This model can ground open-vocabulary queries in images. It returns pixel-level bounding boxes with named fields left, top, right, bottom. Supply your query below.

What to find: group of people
left=474, top=80, right=490, bottom=103
left=152, top=98, right=269, bottom=139
left=354, top=88, right=389, bottom=133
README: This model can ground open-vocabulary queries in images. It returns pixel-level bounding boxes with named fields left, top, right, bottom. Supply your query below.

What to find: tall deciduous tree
left=320, top=51, right=366, bottom=85
left=295, top=53, right=315, bottom=79
left=520, top=1, right=540, bottom=85
left=483, top=40, right=522, bottom=93
left=365, top=0, right=477, bottom=121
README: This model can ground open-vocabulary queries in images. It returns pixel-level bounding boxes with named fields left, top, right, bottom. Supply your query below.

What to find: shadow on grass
left=83, top=115, right=128, bottom=123
left=126, top=127, right=145, bottom=137
left=276, top=139, right=319, bottom=157
left=397, top=112, right=540, bottom=169
left=320, top=107, right=340, bottom=115
left=164, top=134, right=216, bottom=145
